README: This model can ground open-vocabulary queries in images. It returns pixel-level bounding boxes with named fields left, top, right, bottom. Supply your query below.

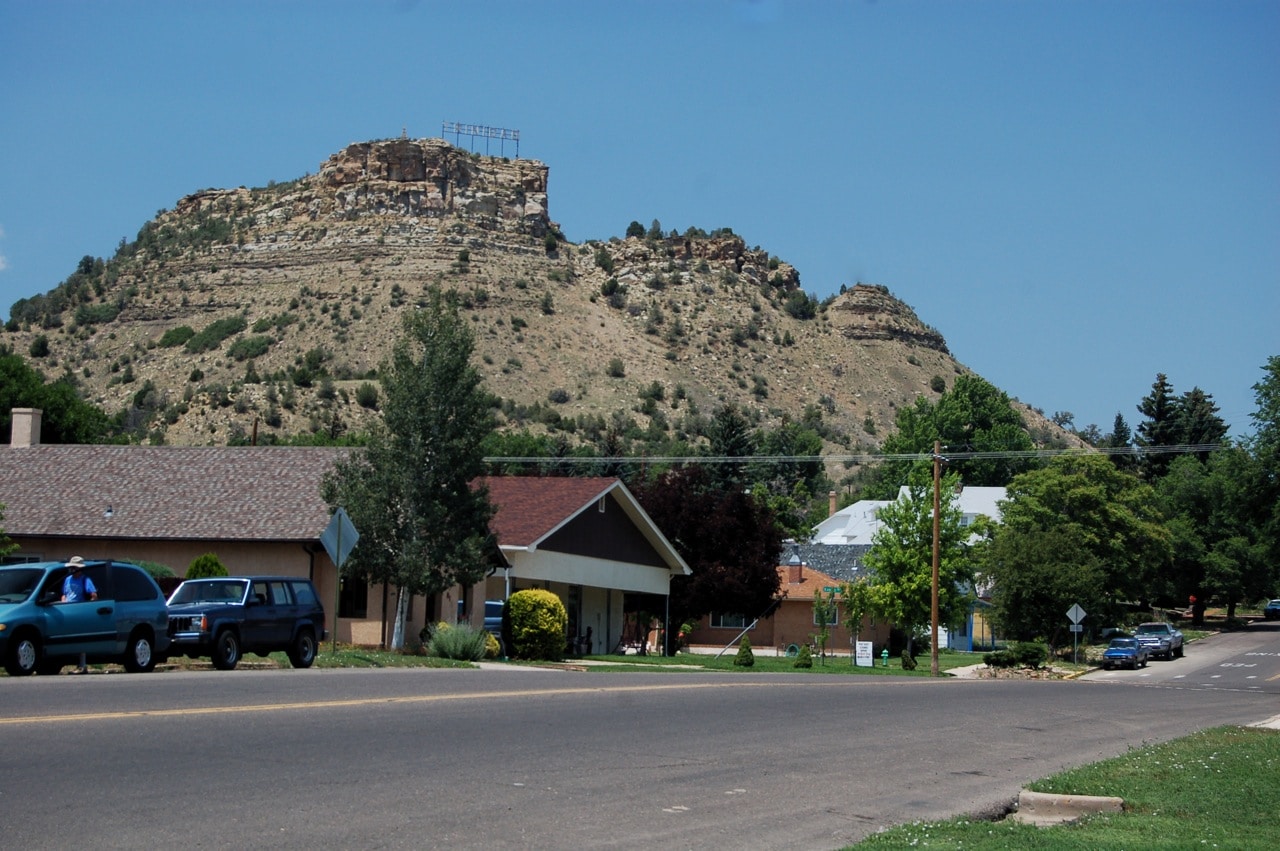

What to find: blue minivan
left=0, top=560, right=171, bottom=675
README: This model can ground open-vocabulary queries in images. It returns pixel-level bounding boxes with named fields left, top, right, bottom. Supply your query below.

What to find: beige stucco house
left=0, top=408, right=688, bottom=654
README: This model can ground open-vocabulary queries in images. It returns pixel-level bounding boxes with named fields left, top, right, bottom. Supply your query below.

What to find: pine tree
left=734, top=636, right=755, bottom=667
left=1136, top=373, right=1180, bottom=479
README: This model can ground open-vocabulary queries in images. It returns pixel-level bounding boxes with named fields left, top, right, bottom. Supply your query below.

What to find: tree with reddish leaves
left=631, top=465, right=785, bottom=627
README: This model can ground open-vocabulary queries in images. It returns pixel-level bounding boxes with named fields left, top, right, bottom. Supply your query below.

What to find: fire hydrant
left=880, top=648, right=889, bottom=667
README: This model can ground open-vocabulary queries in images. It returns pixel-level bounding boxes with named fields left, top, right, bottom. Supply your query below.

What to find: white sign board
left=320, top=507, right=359, bottom=568
left=855, top=640, right=874, bottom=667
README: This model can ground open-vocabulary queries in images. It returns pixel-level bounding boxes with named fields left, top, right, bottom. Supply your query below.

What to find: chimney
left=828, top=490, right=837, bottom=517
left=787, top=545, right=803, bottom=584
left=10, top=408, right=42, bottom=447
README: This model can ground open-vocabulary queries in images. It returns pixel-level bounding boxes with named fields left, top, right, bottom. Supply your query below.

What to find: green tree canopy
left=322, top=289, right=498, bottom=649
left=862, top=468, right=983, bottom=655
left=1, top=347, right=112, bottom=444
left=630, top=464, right=784, bottom=627
left=866, top=375, right=1037, bottom=497
left=982, top=453, right=1171, bottom=641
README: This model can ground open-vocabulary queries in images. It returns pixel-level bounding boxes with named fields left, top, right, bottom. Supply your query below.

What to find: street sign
left=823, top=586, right=838, bottom=594
left=1069, top=624, right=1083, bottom=633
left=1066, top=603, right=1086, bottom=624
left=321, top=508, right=359, bottom=568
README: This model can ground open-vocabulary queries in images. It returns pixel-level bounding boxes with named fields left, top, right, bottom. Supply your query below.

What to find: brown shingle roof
left=479, top=476, right=621, bottom=547
left=0, top=445, right=349, bottom=541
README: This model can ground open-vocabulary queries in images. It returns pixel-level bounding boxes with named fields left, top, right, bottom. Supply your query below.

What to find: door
left=38, top=564, right=115, bottom=662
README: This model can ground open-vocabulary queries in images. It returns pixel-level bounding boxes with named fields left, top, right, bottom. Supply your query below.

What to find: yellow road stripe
left=3, top=678, right=930, bottom=726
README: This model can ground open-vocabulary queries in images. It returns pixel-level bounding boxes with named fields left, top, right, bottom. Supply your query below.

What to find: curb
left=1009, top=789, right=1124, bottom=826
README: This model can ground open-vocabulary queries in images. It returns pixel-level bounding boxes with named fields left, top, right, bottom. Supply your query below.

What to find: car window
left=0, top=567, right=42, bottom=602
left=113, top=564, right=160, bottom=602
left=290, top=581, right=318, bottom=606
left=267, top=581, right=292, bottom=605
left=250, top=580, right=270, bottom=605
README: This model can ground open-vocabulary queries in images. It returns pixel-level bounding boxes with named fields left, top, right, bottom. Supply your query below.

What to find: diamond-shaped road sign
left=320, top=507, right=359, bottom=568
left=1066, top=603, right=1086, bottom=624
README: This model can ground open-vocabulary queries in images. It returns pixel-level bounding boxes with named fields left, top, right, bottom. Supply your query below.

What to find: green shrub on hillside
left=185, top=316, right=247, bottom=353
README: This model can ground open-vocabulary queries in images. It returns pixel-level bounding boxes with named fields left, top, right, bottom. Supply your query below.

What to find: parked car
left=1101, top=637, right=1149, bottom=670
left=1134, top=621, right=1184, bottom=660
left=166, top=576, right=326, bottom=670
left=456, top=599, right=504, bottom=637
left=1263, top=600, right=1280, bottom=621
left=0, top=560, right=170, bottom=676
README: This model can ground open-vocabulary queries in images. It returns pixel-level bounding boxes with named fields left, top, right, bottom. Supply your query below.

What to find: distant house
left=0, top=408, right=688, bottom=654
left=683, top=548, right=890, bottom=658
left=809, top=485, right=1007, bottom=652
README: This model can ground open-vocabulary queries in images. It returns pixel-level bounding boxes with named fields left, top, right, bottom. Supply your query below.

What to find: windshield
left=1109, top=639, right=1137, bottom=649
left=1136, top=624, right=1168, bottom=634
left=168, top=579, right=249, bottom=605
left=0, top=568, right=43, bottom=603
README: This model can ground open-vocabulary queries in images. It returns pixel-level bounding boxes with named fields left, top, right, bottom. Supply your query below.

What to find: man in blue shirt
left=61, top=556, right=97, bottom=673
left=61, top=556, right=97, bottom=603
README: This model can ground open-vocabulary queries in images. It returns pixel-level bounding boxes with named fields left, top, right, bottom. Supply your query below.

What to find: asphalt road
left=2, top=626, right=1277, bottom=851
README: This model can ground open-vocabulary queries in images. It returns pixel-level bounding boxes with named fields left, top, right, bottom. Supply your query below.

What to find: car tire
left=123, top=630, right=157, bottom=673
left=287, top=629, right=317, bottom=669
left=1174, top=644, right=1184, bottom=659
left=212, top=629, right=241, bottom=671
left=4, top=631, right=40, bottom=677
left=1103, top=663, right=1112, bottom=670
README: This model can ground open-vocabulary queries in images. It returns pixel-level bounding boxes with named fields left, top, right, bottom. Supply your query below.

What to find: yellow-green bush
left=507, top=588, right=567, bottom=660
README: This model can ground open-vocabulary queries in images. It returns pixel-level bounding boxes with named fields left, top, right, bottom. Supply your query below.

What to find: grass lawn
left=578, top=647, right=984, bottom=675
left=850, top=725, right=1280, bottom=849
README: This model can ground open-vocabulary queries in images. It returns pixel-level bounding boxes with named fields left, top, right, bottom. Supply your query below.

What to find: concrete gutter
left=1009, top=790, right=1124, bottom=826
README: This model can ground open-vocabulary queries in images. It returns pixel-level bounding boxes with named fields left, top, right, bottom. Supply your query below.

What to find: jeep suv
left=166, top=576, right=326, bottom=670
left=0, top=560, right=170, bottom=676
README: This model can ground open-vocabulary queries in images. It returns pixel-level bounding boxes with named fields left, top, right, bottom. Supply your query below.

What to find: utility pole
left=931, top=440, right=942, bottom=677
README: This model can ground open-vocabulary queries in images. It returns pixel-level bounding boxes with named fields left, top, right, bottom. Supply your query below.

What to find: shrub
left=185, top=316, right=247, bottom=353
left=548, top=388, right=570, bottom=404
left=734, top=636, right=755, bottom=667
left=900, top=649, right=918, bottom=670
left=28, top=335, right=50, bottom=358
left=930, top=375, right=946, bottom=393
left=159, top=325, right=196, bottom=347
left=355, top=382, right=380, bottom=409
left=606, top=358, right=625, bottom=378
left=793, top=644, right=813, bottom=669
left=983, top=649, right=1018, bottom=668
left=1012, top=641, right=1048, bottom=669
left=185, top=552, right=228, bottom=579
left=484, top=632, right=502, bottom=659
left=227, top=335, right=273, bottom=361
left=507, top=588, right=567, bottom=661
left=594, top=247, right=615, bottom=274
left=427, top=622, right=489, bottom=661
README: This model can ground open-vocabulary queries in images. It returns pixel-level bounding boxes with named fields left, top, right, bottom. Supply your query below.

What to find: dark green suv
left=166, top=576, right=327, bottom=670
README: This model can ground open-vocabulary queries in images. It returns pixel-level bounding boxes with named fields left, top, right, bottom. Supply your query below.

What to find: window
left=710, top=612, right=750, bottom=629
left=114, top=565, right=160, bottom=602
left=813, top=605, right=839, bottom=627
left=1, top=554, right=41, bottom=565
left=339, top=577, right=367, bottom=619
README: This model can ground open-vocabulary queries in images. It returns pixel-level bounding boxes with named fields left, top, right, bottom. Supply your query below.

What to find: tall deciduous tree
left=983, top=453, right=1171, bottom=641
left=630, top=465, right=783, bottom=628
left=1156, top=450, right=1268, bottom=621
left=862, top=469, right=982, bottom=655
left=867, top=375, right=1037, bottom=497
left=1, top=348, right=111, bottom=444
left=1249, top=356, right=1280, bottom=579
left=322, top=289, right=497, bottom=649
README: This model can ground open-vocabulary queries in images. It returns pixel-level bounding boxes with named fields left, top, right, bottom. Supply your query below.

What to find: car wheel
left=1174, top=644, right=1184, bottom=659
left=287, top=629, right=317, bottom=669
left=1103, top=663, right=1112, bottom=670
left=4, top=632, right=40, bottom=677
left=212, top=630, right=241, bottom=671
left=123, top=630, right=156, bottom=673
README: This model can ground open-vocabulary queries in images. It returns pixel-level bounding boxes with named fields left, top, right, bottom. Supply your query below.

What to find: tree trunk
left=390, top=585, right=408, bottom=650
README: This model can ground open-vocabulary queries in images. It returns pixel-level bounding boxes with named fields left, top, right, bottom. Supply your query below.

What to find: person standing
left=60, top=556, right=98, bottom=673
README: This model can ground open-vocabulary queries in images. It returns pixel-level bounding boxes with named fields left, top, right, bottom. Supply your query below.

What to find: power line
left=482, top=443, right=1225, bottom=466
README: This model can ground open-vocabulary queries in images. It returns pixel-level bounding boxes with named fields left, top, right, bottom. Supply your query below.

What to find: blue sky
left=1, top=0, right=1275, bottom=437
